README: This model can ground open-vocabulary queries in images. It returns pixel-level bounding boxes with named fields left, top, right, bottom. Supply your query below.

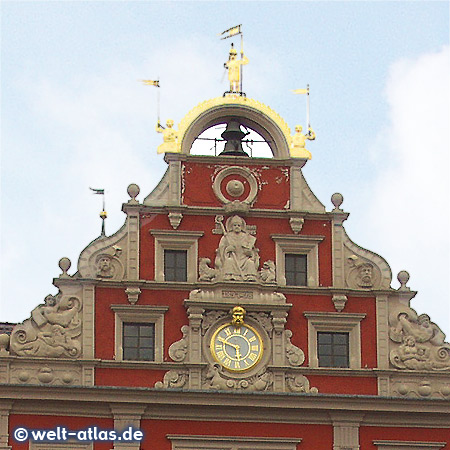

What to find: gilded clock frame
left=210, top=322, right=264, bottom=373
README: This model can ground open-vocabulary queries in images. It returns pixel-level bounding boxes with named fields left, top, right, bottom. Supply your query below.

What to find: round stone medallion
left=226, top=179, right=245, bottom=197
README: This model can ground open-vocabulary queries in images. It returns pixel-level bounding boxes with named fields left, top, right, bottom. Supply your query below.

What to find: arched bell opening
left=180, top=103, right=291, bottom=158
left=190, top=122, right=273, bottom=158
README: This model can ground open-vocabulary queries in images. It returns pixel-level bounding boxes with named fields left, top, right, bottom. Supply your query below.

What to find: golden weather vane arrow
left=141, top=78, right=161, bottom=123
left=292, top=84, right=311, bottom=131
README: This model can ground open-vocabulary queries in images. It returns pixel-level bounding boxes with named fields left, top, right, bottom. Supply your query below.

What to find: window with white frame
left=111, top=305, right=168, bottom=362
left=151, top=230, right=203, bottom=283
left=30, top=443, right=93, bottom=450
left=167, top=435, right=302, bottom=450
left=304, top=312, right=365, bottom=369
left=271, top=235, right=324, bottom=287
left=373, top=441, right=446, bottom=449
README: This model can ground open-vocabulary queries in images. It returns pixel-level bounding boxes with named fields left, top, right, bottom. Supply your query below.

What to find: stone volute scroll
left=168, top=325, right=189, bottom=362
left=9, top=293, right=82, bottom=358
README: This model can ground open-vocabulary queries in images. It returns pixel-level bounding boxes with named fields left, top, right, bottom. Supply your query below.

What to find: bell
left=219, top=120, right=249, bottom=156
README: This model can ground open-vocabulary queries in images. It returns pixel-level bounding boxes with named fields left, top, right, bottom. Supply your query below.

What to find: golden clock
left=211, top=323, right=263, bottom=372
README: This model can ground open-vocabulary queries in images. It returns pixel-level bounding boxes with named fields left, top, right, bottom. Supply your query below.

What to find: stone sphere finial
left=127, top=183, right=140, bottom=204
left=58, top=257, right=71, bottom=278
left=331, top=193, right=344, bottom=212
left=397, top=270, right=410, bottom=291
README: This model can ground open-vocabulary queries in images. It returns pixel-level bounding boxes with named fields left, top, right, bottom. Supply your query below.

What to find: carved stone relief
left=346, top=255, right=380, bottom=289
left=95, top=247, right=124, bottom=280
left=391, top=377, right=450, bottom=399
left=78, top=223, right=128, bottom=280
left=155, top=369, right=188, bottom=389
left=286, top=373, right=318, bottom=393
left=248, top=312, right=273, bottom=335
left=10, top=293, right=82, bottom=358
left=202, top=364, right=273, bottom=392
left=343, top=230, right=392, bottom=290
left=199, top=215, right=276, bottom=284
left=9, top=363, right=82, bottom=386
left=389, top=305, right=450, bottom=370
left=156, top=295, right=312, bottom=393
left=212, top=166, right=259, bottom=212
left=201, top=311, right=227, bottom=335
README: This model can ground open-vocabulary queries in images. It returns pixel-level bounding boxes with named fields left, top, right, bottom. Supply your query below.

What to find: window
left=151, top=230, right=203, bottom=282
left=285, top=254, right=307, bottom=286
left=373, top=441, right=446, bottom=449
left=30, top=444, right=92, bottom=450
left=164, top=249, right=187, bottom=282
left=111, top=305, right=168, bottom=362
left=317, top=332, right=349, bottom=368
left=304, top=312, right=365, bottom=369
left=167, top=435, right=302, bottom=450
left=271, top=234, right=324, bottom=287
left=123, top=322, right=155, bottom=361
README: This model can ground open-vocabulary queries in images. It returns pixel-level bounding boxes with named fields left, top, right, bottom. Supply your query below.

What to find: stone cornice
left=52, top=278, right=397, bottom=298
left=1, top=384, right=449, bottom=426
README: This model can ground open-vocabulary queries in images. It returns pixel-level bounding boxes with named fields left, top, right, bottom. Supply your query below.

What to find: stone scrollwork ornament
left=10, top=293, right=82, bottom=358
left=201, top=311, right=227, bottom=335
left=203, top=364, right=272, bottom=392
left=285, top=330, right=305, bottom=366
left=389, top=306, right=450, bottom=370
left=248, top=312, right=273, bottom=335
left=155, top=369, right=188, bottom=389
left=253, top=370, right=273, bottom=391
left=168, top=325, right=189, bottom=362
left=286, top=373, right=318, bottom=393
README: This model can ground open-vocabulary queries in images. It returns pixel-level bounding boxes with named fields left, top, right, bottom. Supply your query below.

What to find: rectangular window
left=123, top=322, right=155, bottom=361
left=317, top=332, right=349, bottom=368
left=285, top=254, right=307, bottom=286
left=164, top=249, right=187, bottom=282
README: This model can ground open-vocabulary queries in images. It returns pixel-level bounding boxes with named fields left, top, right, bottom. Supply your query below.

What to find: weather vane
left=220, top=25, right=248, bottom=96
left=290, top=85, right=316, bottom=159
left=90, top=187, right=107, bottom=236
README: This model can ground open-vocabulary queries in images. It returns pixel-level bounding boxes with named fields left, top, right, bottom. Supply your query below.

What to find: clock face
left=211, top=323, right=263, bottom=372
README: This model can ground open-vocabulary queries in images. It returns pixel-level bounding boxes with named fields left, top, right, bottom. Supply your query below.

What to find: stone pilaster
left=82, top=284, right=95, bottom=360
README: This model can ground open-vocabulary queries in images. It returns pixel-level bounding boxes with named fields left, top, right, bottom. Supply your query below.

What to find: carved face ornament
left=231, top=306, right=246, bottom=326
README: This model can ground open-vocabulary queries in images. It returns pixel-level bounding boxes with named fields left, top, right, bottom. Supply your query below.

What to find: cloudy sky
left=1, top=2, right=449, bottom=336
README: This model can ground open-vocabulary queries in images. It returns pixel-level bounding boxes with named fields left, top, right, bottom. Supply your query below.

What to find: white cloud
left=1, top=36, right=274, bottom=322
left=367, top=46, right=450, bottom=335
